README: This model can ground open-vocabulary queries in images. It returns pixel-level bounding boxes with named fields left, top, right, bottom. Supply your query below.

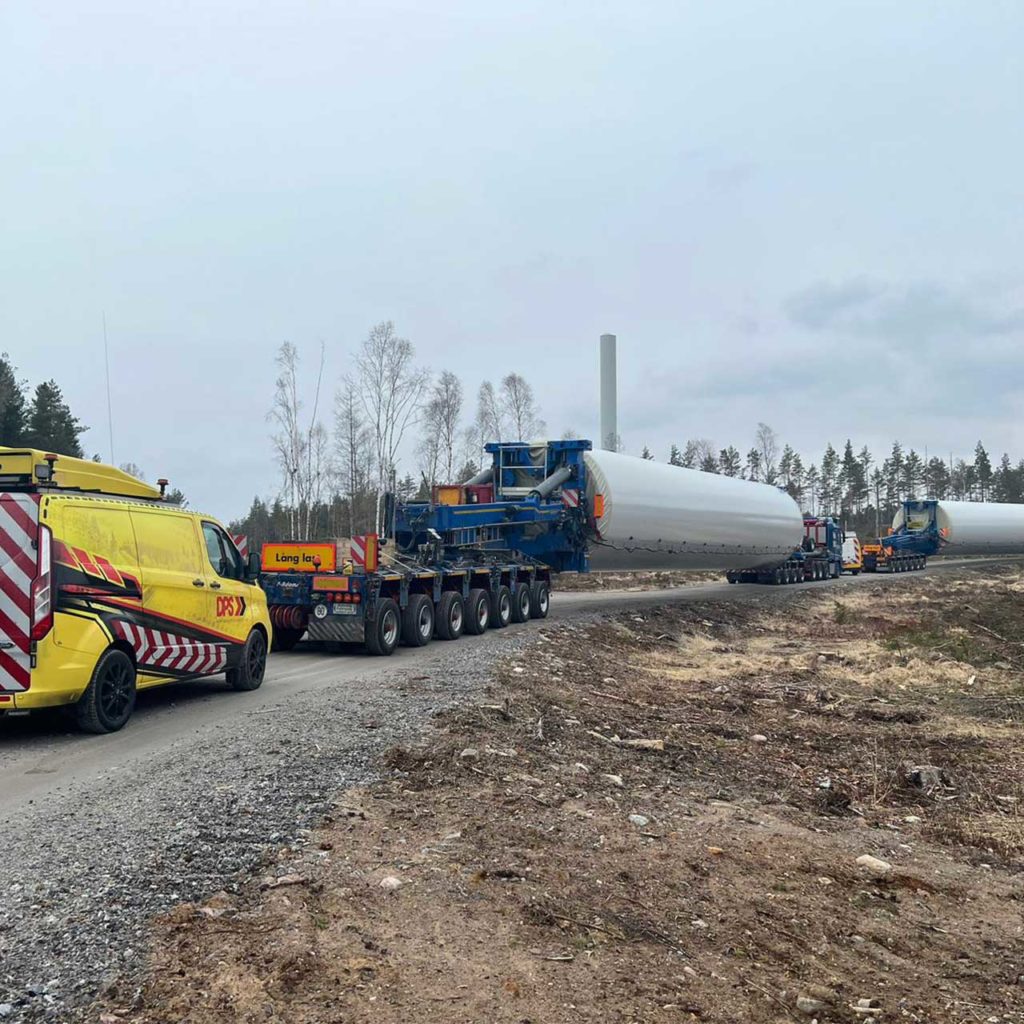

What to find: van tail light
left=30, top=524, right=53, bottom=642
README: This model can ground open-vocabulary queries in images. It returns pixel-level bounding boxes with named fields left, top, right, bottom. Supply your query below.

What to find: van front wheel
left=77, top=649, right=137, bottom=733
left=227, top=629, right=268, bottom=691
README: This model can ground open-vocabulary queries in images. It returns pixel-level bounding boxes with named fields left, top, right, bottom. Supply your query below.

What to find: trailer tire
left=529, top=582, right=550, bottom=619
left=489, top=585, right=512, bottom=628
left=511, top=584, right=531, bottom=623
left=227, top=628, right=268, bottom=691
left=401, top=594, right=434, bottom=647
left=464, top=589, right=490, bottom=635
left=76, top=648, right=137, bottom=734
left=272, top=627, right=303, bottom=652
left=436, top=592, right=465, bottom=641
left=366, top=598, right=401, bottom=656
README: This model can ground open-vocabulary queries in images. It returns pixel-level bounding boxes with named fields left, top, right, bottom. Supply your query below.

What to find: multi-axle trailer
left=259, top=441, right=1024, bottom=655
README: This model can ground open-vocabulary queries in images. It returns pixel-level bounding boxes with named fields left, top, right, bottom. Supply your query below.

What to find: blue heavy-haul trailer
left=261, top=440, right=594, bottom=656
left=260, top=441, right=944, bottom=655
left=726, top=515, right=847, bottom=585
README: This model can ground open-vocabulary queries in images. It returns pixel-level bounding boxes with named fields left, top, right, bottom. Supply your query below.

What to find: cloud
left=786, top=279, right=1024, bottom=340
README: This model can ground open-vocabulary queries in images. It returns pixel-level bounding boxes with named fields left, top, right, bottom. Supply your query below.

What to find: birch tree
left=355, top=321, right=428, bottom=530
left=334, top=387, right=374, bottom=537
left=269, top=342, right=306, bottom=538
left=500, top=373, right=544, bottom=440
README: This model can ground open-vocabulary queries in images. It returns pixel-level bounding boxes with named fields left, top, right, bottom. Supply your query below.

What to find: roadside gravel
left=0, top=630, right=538, bottom=1023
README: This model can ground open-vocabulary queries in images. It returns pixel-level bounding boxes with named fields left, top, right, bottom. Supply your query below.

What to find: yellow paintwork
left=18, top=491, right=270, bottom=711
left=0, top=446, right=164, bottom=500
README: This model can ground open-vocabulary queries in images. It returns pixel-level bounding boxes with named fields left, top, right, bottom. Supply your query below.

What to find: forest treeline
left=228, top=327, right=1022, bottom=549
left=0, top=354, right=87, bottom=456
left=2, top=344, right=1016, bottom=551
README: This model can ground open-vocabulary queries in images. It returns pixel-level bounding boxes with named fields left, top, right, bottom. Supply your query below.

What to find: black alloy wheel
left=76, top=648, right=137, bottom=734
left=228, top=629, right=268, bottom=690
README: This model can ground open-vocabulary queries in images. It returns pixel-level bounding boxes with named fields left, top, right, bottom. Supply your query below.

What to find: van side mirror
left=247, top=551, right=261, bottom=582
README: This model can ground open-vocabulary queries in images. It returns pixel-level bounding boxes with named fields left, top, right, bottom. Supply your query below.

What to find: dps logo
left=216, top=595, right=247, bottom=618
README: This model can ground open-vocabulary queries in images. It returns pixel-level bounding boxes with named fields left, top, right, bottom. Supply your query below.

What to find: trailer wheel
left=529, top=582, right=550, bottom=619
left=464, top=588, right=490, bottom=635
left=366, top=598, right=401, bottom=655
left=489, top=585, right=512, bottom=628
left=511, top=584, right=531, bottom=623
left=401, top=594, right=434, bottom=647
left=436, top=592, right=465, bottom=641
left=76, top=648, right=137, bottom=733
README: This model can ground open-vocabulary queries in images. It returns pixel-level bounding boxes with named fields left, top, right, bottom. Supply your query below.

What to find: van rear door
left=0, top=493, right=39, bottom=696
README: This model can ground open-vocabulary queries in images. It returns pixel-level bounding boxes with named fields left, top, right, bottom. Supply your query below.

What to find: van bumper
left=9, top=633, right=94, bottom=711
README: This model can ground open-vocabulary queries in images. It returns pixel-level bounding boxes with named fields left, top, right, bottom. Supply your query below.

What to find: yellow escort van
left=0, top=448, right=271, bottom=733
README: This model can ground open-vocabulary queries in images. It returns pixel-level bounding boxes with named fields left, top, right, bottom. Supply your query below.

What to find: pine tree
left=819, top=444, right=839, bottom=514
left=869, top=467, right=885, bottom=536
left=803, top=465, right=820, bottom=515
left=993, top=454, right=1017, bottom=502
left=789, top=453, right=805, bottom=507
left=778, top=445, right=795, bottom=490
left=951, top=459, right=974, bottom=501
left=700, top=452, right=720, bottom=474
left=668, top=444, right=683, bottom=467
left=0, top=354, right=26, bottom=446
left=902, top=450, right=923, bottom=499
left=25, top=380, right=86, bottom=456
left=924, top=457, right=950, bottom=499
left=718, top=446, right=742, bottom=477
left=974, top=441, right=992, bottom=501
left=641, top=446, right=654, bottom=460
left=884, top=442, right=904, bottom=509
left=839, top=440, right=866, bottom=515
left=745, top=448, right=761, bottom=482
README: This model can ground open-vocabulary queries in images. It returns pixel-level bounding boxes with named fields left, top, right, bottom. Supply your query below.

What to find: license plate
left=332, top=604, right=358, bottom=616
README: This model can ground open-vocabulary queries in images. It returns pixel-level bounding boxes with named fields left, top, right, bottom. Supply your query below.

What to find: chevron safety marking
left=0, top=493, right=38, bottom=693
left=113, top=620, right=227, bottom=676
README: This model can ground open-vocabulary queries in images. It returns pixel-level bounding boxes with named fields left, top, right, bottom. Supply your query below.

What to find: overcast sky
left=2, top=1, right=1021, bottom=521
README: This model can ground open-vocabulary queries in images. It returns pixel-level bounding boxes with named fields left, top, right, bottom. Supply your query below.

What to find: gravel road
left=0, top=562, right=1011, bottom=1022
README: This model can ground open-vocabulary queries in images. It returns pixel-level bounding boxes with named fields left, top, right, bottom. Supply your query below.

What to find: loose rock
left=855, top=854, right=894, bottom=879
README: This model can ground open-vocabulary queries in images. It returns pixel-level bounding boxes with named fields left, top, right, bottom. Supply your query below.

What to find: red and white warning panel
left=350, top=534, right=379, bottom=572
left=561, top=488, right=580, bottom=509
left=0, top=493, right=41, bottom=693
left=232, top=534, right=249, bottom=559
left=112, top=621, right=227, bottom=676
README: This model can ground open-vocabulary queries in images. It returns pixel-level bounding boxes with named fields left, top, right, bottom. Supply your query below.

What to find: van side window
left=132, top=512, right=202, bottom=575
left=202, top=523, right=244, bottom=580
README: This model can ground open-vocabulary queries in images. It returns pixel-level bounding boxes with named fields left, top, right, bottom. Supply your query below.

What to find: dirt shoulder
left=112, top=569, right=1024, bottom=1023
left=555, top=569, right=719, bottom=591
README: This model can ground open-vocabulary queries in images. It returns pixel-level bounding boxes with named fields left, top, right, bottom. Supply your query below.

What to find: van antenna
left=103, top=311, right=115, bottom=463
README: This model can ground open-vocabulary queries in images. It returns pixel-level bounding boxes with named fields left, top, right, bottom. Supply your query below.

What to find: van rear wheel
left=77, top=649, right=137, bottom=734
left=227, top=629, right=268, bottom=691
